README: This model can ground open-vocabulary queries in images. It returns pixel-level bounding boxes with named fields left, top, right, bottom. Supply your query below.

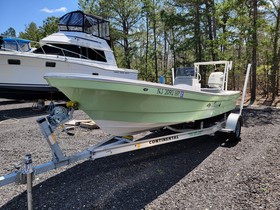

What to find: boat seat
left=174, top=76, right=201, bottom=91
left=174, top=76, right=193, bottom=86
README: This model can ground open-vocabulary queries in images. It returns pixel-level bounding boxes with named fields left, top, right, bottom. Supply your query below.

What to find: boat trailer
left=0, top=106, right=242, bottom=210
left=0, top=107, right=242, bottom=188
left=0, top=64, right=252, bottom=209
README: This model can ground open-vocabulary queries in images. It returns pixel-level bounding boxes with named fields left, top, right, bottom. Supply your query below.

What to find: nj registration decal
left=157, top=88, right=184, bottom=97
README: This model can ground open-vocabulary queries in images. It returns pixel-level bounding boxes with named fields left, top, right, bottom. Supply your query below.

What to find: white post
left=24, top=154, right=33, bottom=210
left=240, top=64, right=252, bottom=115
left=171, top=68, right=175, bottom=85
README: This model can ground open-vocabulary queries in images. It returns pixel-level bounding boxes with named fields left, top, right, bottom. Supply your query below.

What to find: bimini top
left=1, top=37, right=32, bottom=52
left=58, top=10, right=110, bottom=41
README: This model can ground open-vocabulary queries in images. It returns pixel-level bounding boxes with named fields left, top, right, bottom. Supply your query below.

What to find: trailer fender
left=225, top=113, right=243, bottom=141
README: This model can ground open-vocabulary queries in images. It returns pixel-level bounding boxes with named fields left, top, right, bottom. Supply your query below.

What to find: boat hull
left=45, top=73, right=240, bottom=136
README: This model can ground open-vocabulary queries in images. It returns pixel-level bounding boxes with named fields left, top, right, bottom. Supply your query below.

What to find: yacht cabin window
left=33, top=44, right=107, bottom=62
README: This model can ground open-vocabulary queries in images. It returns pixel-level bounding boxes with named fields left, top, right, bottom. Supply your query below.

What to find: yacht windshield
left=33, top=43, right=107, bottom=62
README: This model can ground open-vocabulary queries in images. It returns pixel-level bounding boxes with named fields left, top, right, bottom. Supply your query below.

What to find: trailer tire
left=225, top=113, right=243, bottom=142
left=228, top=117, right=242, bottom=142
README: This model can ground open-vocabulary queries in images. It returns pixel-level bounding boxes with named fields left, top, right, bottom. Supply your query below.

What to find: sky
left=0, top=0, right=79, bottom=36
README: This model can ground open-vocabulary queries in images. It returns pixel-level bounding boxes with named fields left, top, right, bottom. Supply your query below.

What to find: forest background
left=1, top=0, right=280, bottom=105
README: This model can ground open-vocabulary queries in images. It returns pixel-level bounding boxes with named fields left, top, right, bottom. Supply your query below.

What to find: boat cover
left=2, top=37, right=31, bottom=51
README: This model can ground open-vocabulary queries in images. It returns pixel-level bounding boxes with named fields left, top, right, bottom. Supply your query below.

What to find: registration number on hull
left=157, top=88, right=183, bottom=97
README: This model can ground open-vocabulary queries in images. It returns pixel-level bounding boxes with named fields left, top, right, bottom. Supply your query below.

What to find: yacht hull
left=0, top=84, right=65, bottom=100
left=0, top=52, right=137, bottom=100
left=44, top=73, right=240, bottom=136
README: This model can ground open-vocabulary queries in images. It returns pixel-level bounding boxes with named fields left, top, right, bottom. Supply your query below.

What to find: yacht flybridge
left=0, top=11, right=137, bottom=100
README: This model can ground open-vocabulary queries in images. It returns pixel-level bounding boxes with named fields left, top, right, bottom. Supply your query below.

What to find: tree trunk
left=123, top=20, right=131, bottom=69
left=163, top=30, right=168, bottom=74
left=251, top=0, right=258, bottom=104
left=153, top=1, right=158, bottom=82
left=271, top=6, right=280, bottom=99
left=206, top=0, right=216, bottom=61
left=194, top=3, right=202, bottom=62
left=171, top=27, right=176, bottom=71
left=145, top=16, right=149, bottom=80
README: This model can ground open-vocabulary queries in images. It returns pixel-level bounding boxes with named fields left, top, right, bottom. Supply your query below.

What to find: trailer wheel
left=225, top=113, right=243, bottom=142
left=229, top=117, right=242, bottom=142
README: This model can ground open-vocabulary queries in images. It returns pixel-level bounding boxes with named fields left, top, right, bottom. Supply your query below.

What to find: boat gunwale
left=44, top=73, right=240, bottom=97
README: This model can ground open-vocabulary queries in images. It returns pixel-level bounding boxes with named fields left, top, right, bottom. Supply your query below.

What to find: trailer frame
left=0, top=109, right=242, bottom=188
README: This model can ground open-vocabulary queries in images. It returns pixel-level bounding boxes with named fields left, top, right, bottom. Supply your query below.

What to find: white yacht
left=0, top=10, right=138, bottom=100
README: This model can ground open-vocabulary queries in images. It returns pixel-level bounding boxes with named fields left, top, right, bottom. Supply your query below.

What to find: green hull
left=45, top=73, right=240, bottom=135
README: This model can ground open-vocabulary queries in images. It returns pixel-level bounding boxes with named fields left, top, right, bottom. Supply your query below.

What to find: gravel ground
left=0, top=99, right=279, bottom=209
